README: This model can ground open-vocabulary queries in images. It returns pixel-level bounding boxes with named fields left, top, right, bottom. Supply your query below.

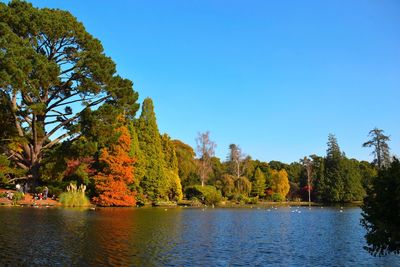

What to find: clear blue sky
left=27, top=0, right=400, bottom=163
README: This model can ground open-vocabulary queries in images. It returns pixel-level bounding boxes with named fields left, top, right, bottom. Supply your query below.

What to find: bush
left=185, top=185, right=222, bottom=205
left=12, top=191, right=25, bottom=205
left=59, top=192, right=90, bottom=207
left=231, top=193, right=249, bottom=204
left=246, top=196, right=259, bottom=205
left=271, top=193, right=285, bottom=202
left=59, top=183, right=90, bottom=207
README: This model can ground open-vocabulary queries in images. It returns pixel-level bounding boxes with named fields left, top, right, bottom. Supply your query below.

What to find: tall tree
left=251, top=167, right=266, bottom=197
left=195, top=131, right=216, bottom=187
left=300, top=156, right=313, bottom=206
left=0, top=1, right=138, bottom=184
left=270, top=169, right=290, bottom=200
left=93, top=118, right=136, bottom=207
left=136, top=98, right=166, bottom=200
left=361, top=158, right=400, bottom=256
left=228, top=144, right=245, bottom=179
left=324, top=134, right=344, bottom=202
left=363, top=128, right=391, bottom=169
left=161, top=134, right=183, bottom=201
left=172, top=140, right=199, bottom=189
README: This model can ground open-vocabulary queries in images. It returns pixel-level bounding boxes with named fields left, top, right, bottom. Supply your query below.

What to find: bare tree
left=196, top=131, right=216, bottom=187
left=228, top=144, right=246, bottom=180
left=301, top=156, right=313, bottom=207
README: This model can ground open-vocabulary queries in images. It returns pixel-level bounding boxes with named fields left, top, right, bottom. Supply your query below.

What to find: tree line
left=0, top=1, right=398, bottom=255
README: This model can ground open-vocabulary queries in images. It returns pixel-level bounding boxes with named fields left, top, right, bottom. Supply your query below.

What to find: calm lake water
left=0, top=206, right=399, bottom=266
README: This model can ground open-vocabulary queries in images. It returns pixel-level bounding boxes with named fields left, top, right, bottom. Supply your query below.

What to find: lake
left=0, top=206, right=399, bottom=266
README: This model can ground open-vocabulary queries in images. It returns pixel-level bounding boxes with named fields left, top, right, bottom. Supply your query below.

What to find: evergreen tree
left=341, top=158, right=365, bottom=202
left=363, top=128, right=391, bottom=169
left=361, top=158, right=400, bottom=256
left=312, top=155, right=326, bottom=202
left=161, top=134, right=183, bottom=201
left=324, top=134, right=344, bottom=202
left=128, top=120, right=146, bottom=190
left=251, top=167, right=266, bottom=197
left=137, top=98, right=167, bottom=200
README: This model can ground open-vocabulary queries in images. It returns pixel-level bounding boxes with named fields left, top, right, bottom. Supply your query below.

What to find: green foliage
left=59, top=192, right=90, bottom=207
left=185, top=185, right=222, bottom=205
left=12, top=191, right=24, bottom=205
left=215, top=174, right=235, bottom=197
left=318, top=134, right=344, bottom=202
left=363, top=128, right=391, bottom=169
left=137, top=98, right=168, bottom=200
left=0, top=0, right=138, bottom=184
left=361, top=158, right=400, bottom=256
left=128, top=120, right=146, bottom=187
left=342, top=158, right=365, bottom=202
left=172, top=140, right=199, bottom=190
left=251, top=167, right=266, bottom=197
left=165, top=170, right=183, bottom=201
left=271, top=193, right=285, bottom=202
left=235, top=176, right=252, bottom=196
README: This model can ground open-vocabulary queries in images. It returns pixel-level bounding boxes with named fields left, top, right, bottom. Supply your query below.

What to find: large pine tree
left=324, top=134, right=344, bottom=202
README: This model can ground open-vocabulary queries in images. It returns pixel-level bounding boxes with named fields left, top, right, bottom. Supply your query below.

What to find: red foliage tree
left=93, top=123, right=136, bottom=206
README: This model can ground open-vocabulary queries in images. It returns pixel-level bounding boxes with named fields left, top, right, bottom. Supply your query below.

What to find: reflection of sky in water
left=0, top=207, right=399, bottom=266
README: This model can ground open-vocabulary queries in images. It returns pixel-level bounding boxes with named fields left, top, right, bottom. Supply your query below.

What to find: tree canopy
left=0, top=1, right=138, bottom=184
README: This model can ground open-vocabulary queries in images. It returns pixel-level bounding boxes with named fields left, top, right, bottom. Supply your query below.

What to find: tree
left=341, top=158, right=365, bottom=202
left=363, top=128, right=391, bottom=169
left=310, top=155, right=326, bottom=202
left=172, top=140, right=199, bottom=190
left=195, top=131, right=216, bottom=187
left=227, top=144, right=245, bottom=180
left=361, top=158, right=400, bottom=256
left=300, top=156, right=313, bottom=206
left=324, top=134, right=344, bottom=202
left=251, top=167, right=266, bottom=197
left=0, top=1, right=138, bottom=184
left=136, top=98, right=167, bottom=200
left=161, top=134, right=183, bottom=201
left=128, top=120, right=145, bottom=190
left=270, top=169, right=290, bottom=200
left=93, top=121, right=136, bottom=207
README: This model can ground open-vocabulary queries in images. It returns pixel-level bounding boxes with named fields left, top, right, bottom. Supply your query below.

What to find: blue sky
left=27, top=0, right=400, bottom=163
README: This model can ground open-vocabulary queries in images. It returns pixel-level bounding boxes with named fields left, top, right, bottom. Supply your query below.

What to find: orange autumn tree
left=93, top=120, right=136, bottom=206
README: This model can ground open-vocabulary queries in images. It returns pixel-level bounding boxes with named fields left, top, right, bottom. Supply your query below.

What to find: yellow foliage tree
left=270, top=169, right=290, bottom=200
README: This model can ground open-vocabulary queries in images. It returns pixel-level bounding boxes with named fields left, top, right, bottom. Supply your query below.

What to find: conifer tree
left=324, top=134, right=344, bottom=202
left=136, top=98, right=167, bottom=200
left=128, top=120, right=146, bottom=190
left=363, top=128, right=391, bottom=169
left=251, top=167, right=266, bottom=197
left=161, top=134, right=183, bottom=201
left=93, top=118, right=136, bottom=207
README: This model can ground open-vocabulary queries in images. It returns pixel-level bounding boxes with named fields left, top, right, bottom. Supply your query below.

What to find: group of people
left=33, top=187, right=50, bottom=200
left=2, top=184, right=52, bottom=201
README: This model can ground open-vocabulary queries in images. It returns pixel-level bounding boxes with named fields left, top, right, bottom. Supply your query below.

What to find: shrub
left=271, top=193, right=285, bottom=202
left=12, top=191, right=25, bottom=205
left=246, top=196, right=259, bottom=205
left=185, top=185, right=222, bottom=205
left=59, top=183, right=90, bottom=207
